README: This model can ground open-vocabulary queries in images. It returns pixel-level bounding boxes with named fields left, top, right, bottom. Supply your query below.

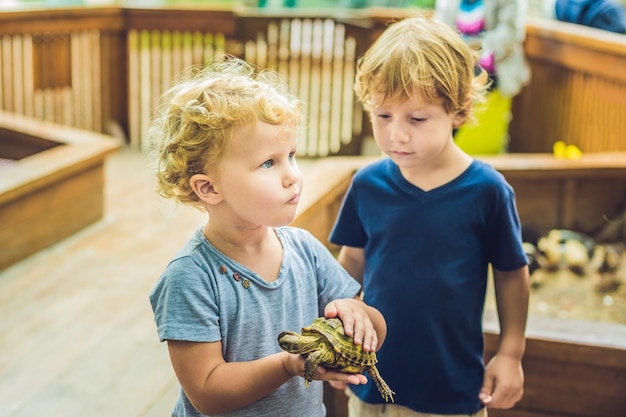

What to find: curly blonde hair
left=148, top=55, right=302, bottom=210
left=355, top=15, right=489, bottom=120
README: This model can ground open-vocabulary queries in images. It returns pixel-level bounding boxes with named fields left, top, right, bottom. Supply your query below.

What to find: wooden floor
left=0, top=148, right=208, bottom=417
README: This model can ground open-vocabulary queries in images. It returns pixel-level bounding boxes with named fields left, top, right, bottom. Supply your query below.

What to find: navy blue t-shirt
left=329, top=158, right=527, bottom=414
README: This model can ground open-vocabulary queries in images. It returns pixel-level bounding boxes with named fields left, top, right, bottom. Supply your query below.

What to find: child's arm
left=333, top=245, right=387, bottom=350
left=167, top=339, right=367, bottom=415
left=325, top=244, right=388, bottom=392
left=337, top=246, right=365, bottom=284
left=481, top=265, right=529, bottom=409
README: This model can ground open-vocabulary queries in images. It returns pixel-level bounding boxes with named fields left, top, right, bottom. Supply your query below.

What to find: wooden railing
left=509, top=17, right=626, bottom=153
left=0, top=7, right=373, bottom=157
left=1, top=7, right=626, bottom=156
left=125, top=14, right=363, bottom=155
left=0, top=8, right=124, bottom=132
left=126, top=28, right=228, bottom=150
left=240, top=17, right=361, bottom=157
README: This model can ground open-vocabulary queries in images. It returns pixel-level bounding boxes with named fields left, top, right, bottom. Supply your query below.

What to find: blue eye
left=288, top=152, right=296, bottom=162
left=261, top=160, right=274, bottom=168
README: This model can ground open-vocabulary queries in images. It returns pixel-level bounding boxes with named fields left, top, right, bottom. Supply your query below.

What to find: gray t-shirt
left=149, top=226, right=361, bottom=417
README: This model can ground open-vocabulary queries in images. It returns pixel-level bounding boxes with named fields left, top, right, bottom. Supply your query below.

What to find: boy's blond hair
left=355, top=15, right=488, bottom=120
left=148, top=56, right=302, bottom=210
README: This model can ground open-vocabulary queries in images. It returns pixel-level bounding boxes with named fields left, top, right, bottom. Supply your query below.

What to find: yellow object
left=553, top=140, right=566, bottom=157
left=454, top=89, right=512, bottom=155
left=553, top=140, right=583, bottom=159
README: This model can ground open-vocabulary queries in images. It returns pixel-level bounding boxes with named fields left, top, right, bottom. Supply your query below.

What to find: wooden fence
left=242, top=18, right=360, bottom=157
left=0, top=29, right=102, bottom=130
left=509, top=17, right=626, bottom=153
left=1, top=7, right=626, bottom=156
left=125, top=17, right=360, bottom=156
left=0, top=7, right=370, bottom=157
left=126, top=29, right=227, bottom=150
left=0, top=7, right=128, bottom=145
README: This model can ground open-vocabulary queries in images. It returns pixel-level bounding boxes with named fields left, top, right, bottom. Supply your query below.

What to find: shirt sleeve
left=149, top=256, right=222, bottom=343
left=329, top=180, right=367, bottom=248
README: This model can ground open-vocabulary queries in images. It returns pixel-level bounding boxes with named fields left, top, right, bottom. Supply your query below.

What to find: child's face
left=370, top=93, right=463, bottom=168
left=211, top=121, right=302, bottom=228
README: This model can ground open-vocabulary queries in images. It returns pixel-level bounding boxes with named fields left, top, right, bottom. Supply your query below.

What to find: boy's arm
left=481, top=265, right=530, bottom=408
left=327, top=245, right=388, bottom=393
left=337, top=246, right=365, bottom=285
left=167, top=340, right=367, bottom=415
left=333, top=245, right=387, bottom=350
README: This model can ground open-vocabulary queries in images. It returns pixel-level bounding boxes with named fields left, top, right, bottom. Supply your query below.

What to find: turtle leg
left=365, top=366, right=395, bottom=403
left=303, top=348, right=336, bottom=387
left=303, top=350, right=324, bottom=387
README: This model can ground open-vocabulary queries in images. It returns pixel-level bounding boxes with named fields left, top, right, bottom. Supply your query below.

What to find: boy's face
left=208, top=121, right=302, bottom=228
left=369, top=92, right=464, bottom=168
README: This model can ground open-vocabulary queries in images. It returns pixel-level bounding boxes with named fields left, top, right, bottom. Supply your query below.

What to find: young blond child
left=329, top=16, right=529, bottom=417
left=148, top=56, right=386, bottom=417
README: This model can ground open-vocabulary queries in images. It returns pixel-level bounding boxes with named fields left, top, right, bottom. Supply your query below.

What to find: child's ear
left=190, top=174, right=222, bottom=205
left=453, top=98, right=472, bottom=128
left=453, top=111, right=468, bottom=128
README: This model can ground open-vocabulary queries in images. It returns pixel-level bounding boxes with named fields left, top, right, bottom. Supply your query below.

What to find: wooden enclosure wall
left=126, top=29, right=228, bottom=150
left=0, top=8, right=371, bottom=157
left=483, top=326, right=626, bottom=417
left=240, top=17, right=362, bottom=157
left=0, top=8, right=125, bottom=133
left=1, top=8, right=626, bottom=156
left=480, top=152, right=626, bottom=237
left=124, top=15, right=363, bottom=156
left=508, top=17, right=626, bottom=153
left=0, top=111, right=120, bottom=270
left=123, top=8, right=237, bottom=150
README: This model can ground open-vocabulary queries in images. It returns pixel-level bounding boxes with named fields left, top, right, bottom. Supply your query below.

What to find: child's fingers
left=328, top=380, right=350, bottom=390
left=318, top=367, right=367, bottom=385
left=351, top=317, right=377, bottom=351
left=324, top=299, right=378, bottom=350
left=362, top=323, right=378, bottom=352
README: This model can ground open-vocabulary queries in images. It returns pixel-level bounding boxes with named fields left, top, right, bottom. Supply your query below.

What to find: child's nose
left=283, top=163, right=301, bottom=188
left=390, top=126, right=410, bottom=143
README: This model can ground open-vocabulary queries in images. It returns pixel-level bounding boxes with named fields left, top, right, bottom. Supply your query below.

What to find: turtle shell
left=278, top=316, right=395, bottom=402
left=303, top=317, right=377, bottom=370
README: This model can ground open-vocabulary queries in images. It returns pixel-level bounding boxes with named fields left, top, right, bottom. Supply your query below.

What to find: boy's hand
left=281, top=352, right=367, bottom=385
left=317, top=366, right=368, bottom=385
left=480, top=354, right=524, bottom=408
left=324, top=298, right=378, bottom=352
left=328, top=380, right=351, bottom=391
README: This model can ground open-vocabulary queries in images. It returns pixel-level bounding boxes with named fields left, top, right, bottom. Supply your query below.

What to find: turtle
left=277, top=317, right=395, bottom=403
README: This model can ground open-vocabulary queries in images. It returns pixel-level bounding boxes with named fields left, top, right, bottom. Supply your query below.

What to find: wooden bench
left=294, top=154, right=626, bottom=417
left=0, top=111, right=120, bottom=270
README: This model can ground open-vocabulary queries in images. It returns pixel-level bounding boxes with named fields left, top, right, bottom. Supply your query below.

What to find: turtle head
left=278, top=331, right=321, bottom=354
